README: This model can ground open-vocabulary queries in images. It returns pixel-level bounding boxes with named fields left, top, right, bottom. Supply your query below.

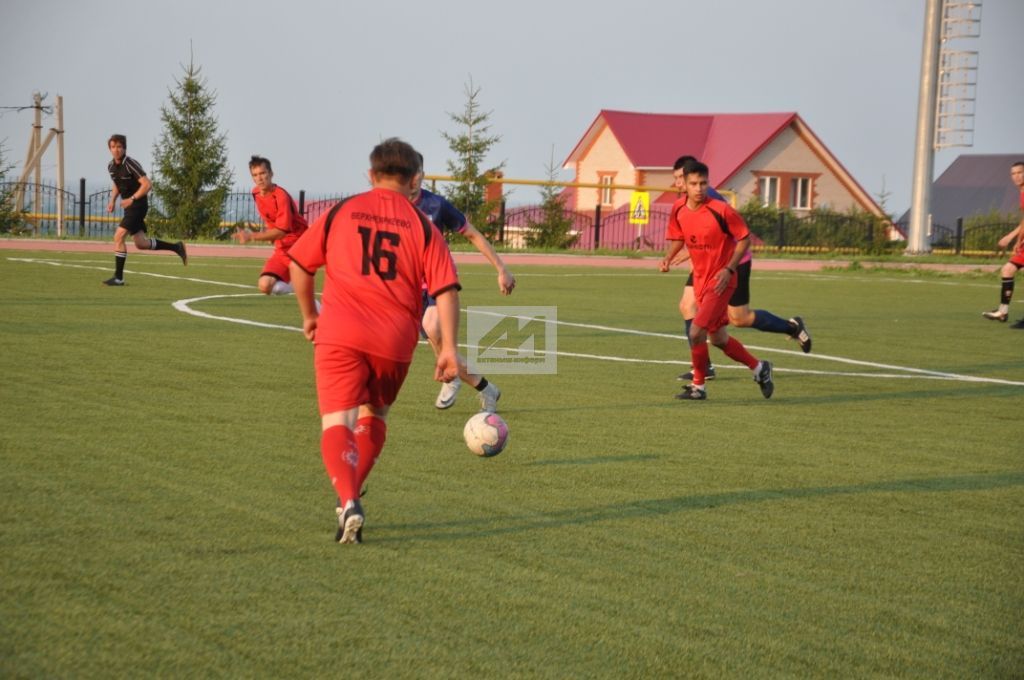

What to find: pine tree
left=442, top=77, right=504, bottom=234
left=0, top=141, right=25, bottom=234
left=527, top=148, right=578, bottom=249
left=151, top=55, right=232, bottom=239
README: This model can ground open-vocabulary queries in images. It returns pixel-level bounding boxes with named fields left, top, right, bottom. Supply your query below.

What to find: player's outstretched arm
left=289, top=261, right=318, bottom=342
left=433, top=288, right=461, bottom=382
left=462, top=223, right=516, bottom=295
left=243, top=227, right=287, bottom=245
left=660, top=240, right=685, bottom=272
left=997, top=222, right=1023, bottom=249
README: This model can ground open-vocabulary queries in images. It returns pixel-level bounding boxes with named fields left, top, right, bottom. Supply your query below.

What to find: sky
left=1, top=0, right=1021, bottom=214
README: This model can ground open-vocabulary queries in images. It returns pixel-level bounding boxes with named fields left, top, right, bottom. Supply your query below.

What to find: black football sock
left=1001, top=278, right=1014, bottom=305
left=115, top=251, right=127, bottom=279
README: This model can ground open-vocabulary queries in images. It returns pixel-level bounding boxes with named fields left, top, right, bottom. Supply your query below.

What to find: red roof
left=565, top=110, right=797, bottom=187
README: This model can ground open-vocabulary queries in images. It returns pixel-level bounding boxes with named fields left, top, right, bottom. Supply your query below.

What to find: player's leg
left=125, top=204, right=187, bottom=263
left=258, top=251, right=294, bottom=295
left=104, top=226, right=129, bottom=285
left=316, top=345, right=373, bottom=544
left=423, top=296, right=501, bottom=411
left=729, top=261, right=811, bottom=352
left=983, top=260, right=1021, bottom=322
left=423, top=303, right=461, bottom=408
left=677, top=277, right=715, bottom=381
left=709, top=324, right=774, bottom=400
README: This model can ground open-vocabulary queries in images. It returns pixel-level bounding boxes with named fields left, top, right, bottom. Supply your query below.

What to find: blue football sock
left=752, top=310, right=793, bottom=334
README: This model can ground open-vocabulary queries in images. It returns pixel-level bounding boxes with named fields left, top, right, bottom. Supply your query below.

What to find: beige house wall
left=726, top=126, right=861, bottom=213
left=573, top=126, right=635, bottom=210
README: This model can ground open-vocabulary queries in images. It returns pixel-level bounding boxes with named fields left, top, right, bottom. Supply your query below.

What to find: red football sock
left=355, top=416, right=387, bottom=490
left=321, top=425, right=360, bottom=505
left=721, top=336, right=758, bottom=370
left=690, top=343, right=711, bottom=385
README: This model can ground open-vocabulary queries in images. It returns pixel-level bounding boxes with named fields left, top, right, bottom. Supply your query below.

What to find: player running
left=410, top=154, right=515, bottom=412
left=288, top=138, right=461, bottom=544
left=238, top=156, right=309, bottom=296
left=981, top=160, right=1024, bottom=327
left=659, top=160, right=774, bottom=401
left=670, top=156, right=811, bottom=381
left=102, top=134, right=187, bottom=286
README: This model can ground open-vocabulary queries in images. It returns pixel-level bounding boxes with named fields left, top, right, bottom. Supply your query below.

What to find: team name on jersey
left=351, top=212, right=412, bottom=230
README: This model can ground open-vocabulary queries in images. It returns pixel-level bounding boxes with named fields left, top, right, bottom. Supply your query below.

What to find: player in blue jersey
left=670, top=156, right=811, bottom=382
left=411, top=154, right=516, bottom=412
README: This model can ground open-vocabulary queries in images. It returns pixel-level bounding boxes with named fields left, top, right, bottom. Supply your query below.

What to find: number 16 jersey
left=289, top=187, right=461, bottom=362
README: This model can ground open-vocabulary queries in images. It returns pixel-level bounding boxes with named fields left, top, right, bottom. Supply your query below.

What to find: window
left=759, top=176, right=779, bottom=207
left=599, top=175, right=615, bottom=206
left=790, top=177, right=811, bottom=210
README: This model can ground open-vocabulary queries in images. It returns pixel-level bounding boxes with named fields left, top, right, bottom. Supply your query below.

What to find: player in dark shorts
left=981, top=161, right=1024, bottom=327
left=410, top=154, right=514, bottom=412
left=102, top=134, right=187, bottom=286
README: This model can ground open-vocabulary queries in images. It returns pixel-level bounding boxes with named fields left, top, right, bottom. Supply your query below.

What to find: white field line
left=9, top=256, right=1024, bottom=386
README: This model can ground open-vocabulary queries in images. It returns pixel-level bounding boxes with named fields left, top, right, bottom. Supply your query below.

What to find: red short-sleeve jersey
left=288, top=187, right=461, bottom=362
left=667, top=197, right=750, bottom=296
left=252, top=185, right=309, bottom=251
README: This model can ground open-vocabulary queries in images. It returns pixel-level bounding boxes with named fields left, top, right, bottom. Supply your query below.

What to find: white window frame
left=790, top=177, right=811, bottom=210
left=759, top=176, right=779, bottom=207
left=599, top=175, right=614, bottom=206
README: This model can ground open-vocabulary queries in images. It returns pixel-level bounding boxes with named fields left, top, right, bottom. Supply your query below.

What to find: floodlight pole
left=907, top=0, right=944, bottom=255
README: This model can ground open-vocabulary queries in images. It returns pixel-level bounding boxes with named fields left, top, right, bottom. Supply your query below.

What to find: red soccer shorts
left=314, top=344, right=410, bottom=414
left=1010, top=250, right=1024, bottom=268
left=261, top=248, right=293, bottom=282
left=694, top=283, right=736, bottom=333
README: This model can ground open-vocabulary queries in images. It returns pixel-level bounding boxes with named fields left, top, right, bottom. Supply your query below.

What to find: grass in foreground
left=0, top=250, right=1021, bottom=678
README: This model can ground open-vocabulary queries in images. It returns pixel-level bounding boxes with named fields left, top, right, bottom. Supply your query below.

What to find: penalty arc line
left=172, top=294, right=1024, bottom=387
left=9, top=258, right=1022, bottom=386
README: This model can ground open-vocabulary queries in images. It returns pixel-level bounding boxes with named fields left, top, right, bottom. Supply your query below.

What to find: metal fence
left=0, top=181, right=345, bottom=239
left=3, top=179, right=1016, bottom=257
left=892, top=218, right=1017, bottom=255
left=494, top=201, right=898, bottom=254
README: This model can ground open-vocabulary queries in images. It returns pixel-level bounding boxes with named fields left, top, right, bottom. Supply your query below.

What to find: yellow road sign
left=629, top=191, right=650, bottom=225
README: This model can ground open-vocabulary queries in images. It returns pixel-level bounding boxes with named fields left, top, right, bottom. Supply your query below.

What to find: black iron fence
left=492, top=201, right=899, bottom=254
left=0, top=181, right=345, bottom=239
left=891, top=218, right=1017, bottom=255
left=3, top=179, right=1017, bottom=257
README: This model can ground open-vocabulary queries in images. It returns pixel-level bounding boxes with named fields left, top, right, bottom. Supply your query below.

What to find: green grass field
left=1, top=248, right=1022, bottom=678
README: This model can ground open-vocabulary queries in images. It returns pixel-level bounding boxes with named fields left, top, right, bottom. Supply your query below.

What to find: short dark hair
left=684, top=160, right=709, bottom=178
left=108, top=134, right=127, bottom=148
left=370, top=138, right=421, bottom=180
left=249, top=155, right=272, bottom=173
left=673, top=155, right=698, bottom=171
left=1013, top=161, right=1024, bottom=170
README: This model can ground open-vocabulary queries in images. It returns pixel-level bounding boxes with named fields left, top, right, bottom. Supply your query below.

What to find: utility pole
left=907, top=0, right=982, bottom=254
left=907, top=0, right=944, bottom=255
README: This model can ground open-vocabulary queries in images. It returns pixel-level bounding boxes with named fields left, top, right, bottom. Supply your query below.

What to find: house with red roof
left=562, top=110, right=884, bottom=217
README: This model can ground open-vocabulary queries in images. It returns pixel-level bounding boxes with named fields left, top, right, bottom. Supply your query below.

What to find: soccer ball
left=463, top=412, right=509, bottom=457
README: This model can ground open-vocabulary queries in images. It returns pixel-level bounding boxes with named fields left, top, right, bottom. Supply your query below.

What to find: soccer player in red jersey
left=659, top=161, right=774, bottom=401
left=288, top=138, right=461, bottom=544
left=671, top=155, right=811, bottom=382
left=102, top=134, right=187, bottom=286
left=238, top=156, right=309, bottom=296
left=982, top=161, right=1024, bottom=327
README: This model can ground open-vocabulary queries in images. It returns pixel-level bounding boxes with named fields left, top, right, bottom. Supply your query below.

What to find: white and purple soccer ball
left=463, top=412, right=509, bottom=457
